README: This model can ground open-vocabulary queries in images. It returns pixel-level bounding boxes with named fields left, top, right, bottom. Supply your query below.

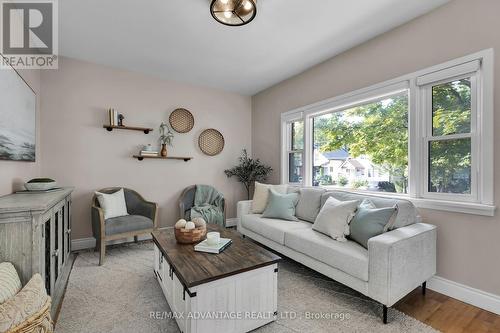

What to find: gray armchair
left=91, top=187, right=158, bottom=265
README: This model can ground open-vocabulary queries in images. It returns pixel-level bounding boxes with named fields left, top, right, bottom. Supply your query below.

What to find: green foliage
left=314, top=95, right=409, bottom=193
left=337, top=175, right=348, bottom=187
left=377, top=181, right=396, bottom=193
left=313, top=80, right=472, bottom=195
left=352, top=180, right=368, bottom=189
left=318, top=175, right=333, bottom=185
left=224, top=149, right=273, bottom=199
left=429, top=79, right=471, bottom=194
left=159, top=122, right=174, bottom=146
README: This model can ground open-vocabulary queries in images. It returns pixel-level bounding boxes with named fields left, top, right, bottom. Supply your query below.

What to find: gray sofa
left=237, top=187, right=436, bottom=323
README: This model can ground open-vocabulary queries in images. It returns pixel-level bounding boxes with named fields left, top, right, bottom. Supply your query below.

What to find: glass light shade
left=210, top=0, right=257, bottom=26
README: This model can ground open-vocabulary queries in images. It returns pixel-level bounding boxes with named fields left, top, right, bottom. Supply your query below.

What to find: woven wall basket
left=169, top=108, right=194, bottom=133
left=198, top=129, right=224, bottom=156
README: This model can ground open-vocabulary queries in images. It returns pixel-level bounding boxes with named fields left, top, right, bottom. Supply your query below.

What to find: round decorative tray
left=198, top=128, right=224, bottom=156
left=175, top=226, right=207, bottom=244
left=169, top=108, right=194, bottom=133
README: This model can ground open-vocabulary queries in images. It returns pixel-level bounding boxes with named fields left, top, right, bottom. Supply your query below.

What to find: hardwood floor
left=395, top=286, right=500, bottom=332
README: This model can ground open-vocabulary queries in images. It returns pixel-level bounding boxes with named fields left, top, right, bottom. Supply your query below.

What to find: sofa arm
left=236, top=200, right=253, bottom=230
left=0, top=274, right=52, bottom=333
left=368, top=223, right=436, bottom=306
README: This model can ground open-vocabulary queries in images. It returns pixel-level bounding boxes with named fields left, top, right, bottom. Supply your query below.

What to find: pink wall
left=0, top=69, right=41, bottom=196
left=40, top=57, right=252, bottom=239
left=252, top=0, right=500, bottom=296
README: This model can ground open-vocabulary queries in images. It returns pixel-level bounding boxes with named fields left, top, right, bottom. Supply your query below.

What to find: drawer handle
left=52, top=250, right=59, bottom=258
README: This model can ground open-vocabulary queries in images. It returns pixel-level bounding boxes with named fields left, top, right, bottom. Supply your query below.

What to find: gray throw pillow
left=349, top=206, right=397, bottom=249
left=262, top=189, right=299, bottom=221
left=295, top=188, right=326, bottom=222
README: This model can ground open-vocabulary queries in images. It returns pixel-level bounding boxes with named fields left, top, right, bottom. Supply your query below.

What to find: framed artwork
left=0, top=55, right=36, bottom=162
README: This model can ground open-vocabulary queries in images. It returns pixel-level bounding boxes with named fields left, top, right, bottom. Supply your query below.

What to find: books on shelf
left=194, top=238, right=232, bottom=254
left=108, top=108, right=118, bottom=126
left=140, top=150, right=158, bottom=156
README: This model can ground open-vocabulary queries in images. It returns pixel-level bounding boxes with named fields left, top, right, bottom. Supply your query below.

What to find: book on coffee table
left=194, top=238, right=232, bottom=254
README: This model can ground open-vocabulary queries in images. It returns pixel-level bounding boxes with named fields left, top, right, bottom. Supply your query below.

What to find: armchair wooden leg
left=99, top=239, right=106, bottom=266
left=422, top=281, right=427, bottom=295
left=134, top=236, right=139, bottom=243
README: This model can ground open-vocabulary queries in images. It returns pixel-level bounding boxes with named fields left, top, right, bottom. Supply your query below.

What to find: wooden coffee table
left=152, top=225, right=281, bottom=333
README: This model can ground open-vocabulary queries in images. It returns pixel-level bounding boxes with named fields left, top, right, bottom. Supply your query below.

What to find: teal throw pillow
left=349, top=206, right=396, bottom=248
left=262, top=189, right=299, bottom=221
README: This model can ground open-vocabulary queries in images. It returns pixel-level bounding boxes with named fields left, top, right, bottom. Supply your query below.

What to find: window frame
left=280, top=49, right=494, bottom=216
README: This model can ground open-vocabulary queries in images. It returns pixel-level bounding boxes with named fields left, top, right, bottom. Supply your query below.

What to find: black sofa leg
left=383, top=305, right=388, bottom=324
left=422, top=281, right=427, bottom=295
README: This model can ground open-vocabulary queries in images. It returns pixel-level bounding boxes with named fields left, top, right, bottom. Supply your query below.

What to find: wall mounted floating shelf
left=103, top=125, right=154, bottom=134
left=133, top=155, right=193, bottom=162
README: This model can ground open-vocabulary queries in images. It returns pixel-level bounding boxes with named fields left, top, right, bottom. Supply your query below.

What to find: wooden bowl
left=175, top=226, right=207, bottom=244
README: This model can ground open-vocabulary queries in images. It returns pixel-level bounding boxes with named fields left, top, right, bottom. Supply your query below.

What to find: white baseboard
left=71, top=234, right=152, bottom=251
left=428, top=276, right=500, bottom=315
left=225, top=218, right=239, bottom=227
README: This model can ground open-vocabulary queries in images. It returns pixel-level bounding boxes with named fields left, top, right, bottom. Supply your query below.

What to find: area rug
left=55, top=242, right=438, bottom=333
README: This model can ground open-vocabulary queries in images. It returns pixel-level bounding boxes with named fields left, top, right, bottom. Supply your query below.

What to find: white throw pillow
left=312, top=197, right=359, bottom=242
left=252, top=182, right=288, bottom=214
left=0, top=262, right=21, bottom=304
left=95, top=188, right=129, bottom=220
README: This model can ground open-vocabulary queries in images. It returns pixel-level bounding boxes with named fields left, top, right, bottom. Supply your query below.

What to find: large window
left=427, top=78, right=473, bottom=196
left=312, top=92, right=408, bottom=193
left=281, top=50, right=494, bottom=215
left=287, top=120, right=304, bottom=183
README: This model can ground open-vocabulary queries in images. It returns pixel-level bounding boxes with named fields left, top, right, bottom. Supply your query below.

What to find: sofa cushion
left=262, top=190, right=299, bottom=221
left=321, top=190, right=418, bottom=230
left=312, top=197, right=359, bottom=242
left=0, top=262, right=21, bottom=304
left=241, top=214, right=311, bottom=245
left=349, top=206, right=397, bottom=249
left=285, top=228, right=369, bottom=281
left=251, top=182, right=288, bottom=214
left=295, top=188, right=326, bottom=222
left=105, top=215, right=153, bottom=235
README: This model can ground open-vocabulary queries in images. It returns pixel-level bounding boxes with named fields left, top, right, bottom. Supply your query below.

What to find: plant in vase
left=159, top=122, right=174, bottom=157
left=224, top=149, right=272, bottom=199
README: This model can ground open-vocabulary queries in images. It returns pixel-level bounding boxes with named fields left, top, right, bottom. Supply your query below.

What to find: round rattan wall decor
left=198, top=129, right=224, bottom=156
left=169, top=108, right=194, bottom=133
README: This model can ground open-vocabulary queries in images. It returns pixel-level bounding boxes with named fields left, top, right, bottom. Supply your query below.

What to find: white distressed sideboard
left=0, top=187, right=74, bottom=316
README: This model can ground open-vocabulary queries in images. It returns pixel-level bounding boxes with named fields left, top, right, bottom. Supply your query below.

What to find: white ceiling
left=60, top=0, right=449, bottom=95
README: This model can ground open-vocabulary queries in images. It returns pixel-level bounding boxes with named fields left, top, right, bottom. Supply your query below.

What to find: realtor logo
left=0, top=0, right=58, bottom=69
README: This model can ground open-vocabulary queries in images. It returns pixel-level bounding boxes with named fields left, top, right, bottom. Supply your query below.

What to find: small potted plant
left=159, top=122, right=174, bottom=157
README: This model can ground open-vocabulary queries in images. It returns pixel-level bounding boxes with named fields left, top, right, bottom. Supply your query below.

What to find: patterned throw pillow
left=0, top=262, right=21, bottom=304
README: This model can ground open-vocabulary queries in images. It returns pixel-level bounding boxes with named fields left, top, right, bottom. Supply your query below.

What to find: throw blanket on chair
left=190, top=185, right=225, bottom=226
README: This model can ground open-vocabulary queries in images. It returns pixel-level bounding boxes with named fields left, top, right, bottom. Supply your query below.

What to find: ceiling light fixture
left=210, top=0, right=257, bottom=26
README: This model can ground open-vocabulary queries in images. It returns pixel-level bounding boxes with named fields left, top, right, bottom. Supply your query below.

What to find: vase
left=160, top=144, right=167, bottom=157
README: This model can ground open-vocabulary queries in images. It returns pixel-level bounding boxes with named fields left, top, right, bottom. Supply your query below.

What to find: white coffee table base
left=154, top=244, right=278, bottom=333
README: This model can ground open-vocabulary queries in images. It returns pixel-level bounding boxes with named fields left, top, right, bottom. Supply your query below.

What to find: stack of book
left=108, top=108, right=119, bottom=126
left=194, top=238, right=232, bottom=254
left=140, top=150, right=158, bottom=157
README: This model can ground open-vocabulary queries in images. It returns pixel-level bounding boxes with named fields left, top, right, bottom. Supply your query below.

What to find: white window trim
left=281, top=49, right=494, bottom=216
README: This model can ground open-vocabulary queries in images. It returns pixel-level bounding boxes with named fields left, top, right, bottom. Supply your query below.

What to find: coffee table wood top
left=152, top=225, right=281, bottom=288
